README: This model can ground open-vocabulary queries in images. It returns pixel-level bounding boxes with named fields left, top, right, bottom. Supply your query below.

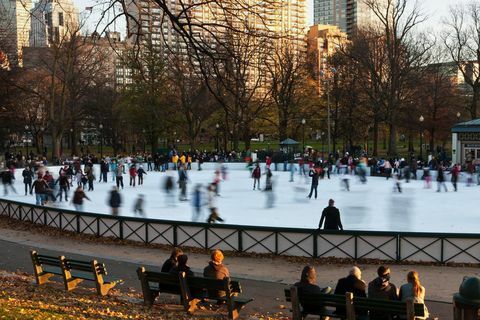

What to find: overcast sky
left=76, top=0, right=462, bottom=37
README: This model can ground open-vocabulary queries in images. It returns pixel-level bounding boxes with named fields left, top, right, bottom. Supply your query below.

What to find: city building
left=0, top=0, right=32, bottom=66
left=307, top=24, right=348, bottom=82
left=313, top=0, right=388, bottom=38
left=30, top=0, right=79, bottom=47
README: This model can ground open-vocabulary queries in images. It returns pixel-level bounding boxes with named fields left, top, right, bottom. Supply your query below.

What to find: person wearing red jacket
left=129, top=165, right=137, bottom=187
left=252, top=163, right=261, bottom=190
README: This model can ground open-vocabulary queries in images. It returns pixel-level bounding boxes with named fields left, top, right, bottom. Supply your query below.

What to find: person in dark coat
left=252, top=163, right=261, bottom=190
left=22, top=167, right=34, bottom=195
left=203, top=249, right=230, bottom=298
left=100, top=160, right=109, bottom=183
left=294, top=266, right=331, bottom=315
left=318, top=199, right=343, bottom=230
left=161, top=247, right=183, bottom=273
left=1, top=168, right=16, bottom=196
left=334, top=266, right=367, bottom=316
left=108, top=187, right=122, bottom=216
left=72, top=186, right=90, bottom=211
left=169, top=254, right=194, bottom=278
left=55, top=173, right=70, bottom=201
left=368, top=266, right=399, bottom=320
left=307, top=167, right=320, bottom=199
left=436, top=164, right=448, bottom=192
left=137, top=165, right=147, bottom=185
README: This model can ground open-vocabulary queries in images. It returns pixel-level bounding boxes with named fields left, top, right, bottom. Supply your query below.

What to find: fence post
left=205, top=225, right=208, bottom=250
left=354, top=235, right=358, bottom=260
left=275, top=232, right=279, bottom=255
left=173, top=225, right=178, bottom=246
left=397, top=234, right=401, bottom=262
left=76, top=215, right=80, bottom=233
left=440, top=237, right=444, bottom=264
left=313, top=229, right=318, bottom=258
left=145, top=222, right=149, bottom=244
left=345, top=292, right=355, bottom=320
left=119, top=219, right=124, bottom=240
left=238, top=229, right=243, bottom=252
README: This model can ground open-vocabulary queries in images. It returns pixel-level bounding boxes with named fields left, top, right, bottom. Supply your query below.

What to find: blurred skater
left=164, top=175, right=175, bottom=206
left=341, top=170, right=350, bottom=192
left=436, top=164, right=448, bottom=192
left=178, top=165, right=188, bottom=201
left=191, top=184, right=204, bottom=221
left=264, top=167, right=274, bottom=208
left=108, top=187, right=122, bottom=216
left=133, top=194, right=145, bottom=216
left=252, top=163, right=261, bottom=190
left=72, top=186, right=89, bottom=211
left=1, top=168, right=16, bottom=196
left=207, top=184, right=224, bottom=223
left=393, top=173, right=402, bottom=193
left=137, top=165, right=147, bottom=185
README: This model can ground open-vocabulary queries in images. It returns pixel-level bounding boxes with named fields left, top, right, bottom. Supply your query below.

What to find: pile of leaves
left=0, top=271, right=287, bottom=319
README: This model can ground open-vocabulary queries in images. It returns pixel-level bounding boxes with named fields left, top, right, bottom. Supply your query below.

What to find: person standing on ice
left=137, top=165, right=147, bottom=185
left=289, top=160, right=297, bottom=182
left=108, top=186, right=122, bottom=216
left=22, top=166, right=33, bottom=195
left=252, top=162, right=261, bottom=190
left=383, top=159, right=392, bottom=180
left=264, top=167, right=274, bottom=208
left=318, top=199, right=343, bottom=230
left=1, top=167, right=16, bottom=196
left=116, top=163, right=124, bottom=189
left=307, top=165, right=320, bottom=199
left=129, top=164, right=137, bottom=187
left=436, top=164, right=448, bottom=192
left=449, top=163, right=460, bottom=192
left=133, top=194, right=145, bottom=216
left=164, top=174, right=175, bottom=206
left=393, top=173, right=402, bottom=193
left=191, top=184, right=204, bottom=221
left=207, top=183, right=224, bottom=223
left=341, top=170, right=350, bottom=192
left=178, top=165, right=188, bottom=201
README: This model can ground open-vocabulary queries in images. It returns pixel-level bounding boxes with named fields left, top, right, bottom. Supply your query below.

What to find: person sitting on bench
left=334, top=266, right=367, bottom=316
left=203, top=249, right=230, bottom=298
left=170, top=254, right=194, bottom=278
left=294, top=266, right=331, bottom=315
left=161, top=247, right=183, bottom=273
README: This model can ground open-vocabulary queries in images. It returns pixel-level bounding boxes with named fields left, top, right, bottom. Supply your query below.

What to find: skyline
left=75, top=0, right=459, bottom=37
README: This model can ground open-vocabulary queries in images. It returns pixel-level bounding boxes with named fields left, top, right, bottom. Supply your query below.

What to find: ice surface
left=1, top=164, right=477, bottom=233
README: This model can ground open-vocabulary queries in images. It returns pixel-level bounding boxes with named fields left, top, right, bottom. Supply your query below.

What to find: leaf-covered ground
left=0, top=271, right=287, bottom=319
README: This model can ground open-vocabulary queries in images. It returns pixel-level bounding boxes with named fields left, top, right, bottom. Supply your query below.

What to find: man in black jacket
left=307, top=167, right=320, bottom=199
left=318, top=199, right=343, bottom=230
left=334, top=266, right=367, bottom=316
left=368, top=266, right=398, bottom=320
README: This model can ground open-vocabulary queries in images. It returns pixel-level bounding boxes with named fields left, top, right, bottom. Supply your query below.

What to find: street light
left=320, top=67, right=336, bottom=156
left=456, top=112, right=461, bottom=121
left=419, top=115, right=424, bottom=161
left=321, top=131, right=325, bottom=159
left=99, top=124, right=103, bottom=159
left=215, top=123, right=220, bottom=151
left=24, top=125, right=29, bottom=158
left=142, top=129, right=146, bottom=153
left=301, top=118, right=306, bottom=151
left=229, top=130, right=233, bottom=151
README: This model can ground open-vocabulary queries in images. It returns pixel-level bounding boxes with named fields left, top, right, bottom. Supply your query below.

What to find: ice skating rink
left=2, top=165, right=478, bottom=233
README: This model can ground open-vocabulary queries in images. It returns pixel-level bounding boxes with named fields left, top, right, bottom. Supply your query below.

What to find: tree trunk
left=408, top=134, right=414, bottom=153
left=470, top=89, right=479, bottom=120
left=387, top=123, right=397, bottom=157
left=278, top=113, right=288, bottom=142
left=372, top=120, right=379, bottom=156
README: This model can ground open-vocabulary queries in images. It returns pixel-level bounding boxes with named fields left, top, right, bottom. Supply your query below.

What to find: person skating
left=191, top=184, right=204, bottom=221
left=307, top=166, right=320, bottom=199
left=164, top=175, right=175, bottom=206
left=72, top=186, right=90, bottom=211
left=178, top=165, right=188, bottom=201
left=116, top=164, right=124, bottom=189
left=436, top=164, right=448, bottom=192
left=100, top=159, right=109, bottom=182
left=129, top=164, right=137, bottom=187
left=32, top=175, right=49, bottom=205
left=288, top=160, right=297, bottom=182
left=110, top=159, right=117, bottom=182
left=341, top=170, right=350, bottom=192
left=108, top=186, right=122, bottom=216
left=133, top=194, right=145, bottom=216
left=393, top=173, right=402, bottom=193
left=22, top=166, right=33, bottom=195
left=86, top=167, right=95, bottom=191
left=207, top=183, right=224, bottom=223
left=318, top=199, right=343, bottom=230
left=1, top=168, right=16, bottom=196
left=264, top=167, right=274, bottom=208
left=137, top=165, right=147, bottom=185
left=450, top=163, right=460, bottom=192
left=252, top=162, right=261, bottom=190
left=55, top=173, right=70, bottom=201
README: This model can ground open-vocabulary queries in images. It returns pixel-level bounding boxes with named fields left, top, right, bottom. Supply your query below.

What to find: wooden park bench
left=30, top=251, right=123, bottom=296
left=136, top=267, right=183, bottom=306
left=285, top=286, right=426, bottom=320
left=178, top=272, right=254, bottom=320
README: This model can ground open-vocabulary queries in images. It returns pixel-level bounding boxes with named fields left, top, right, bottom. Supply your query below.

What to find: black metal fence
left=1, top=198, right=479, bottom=264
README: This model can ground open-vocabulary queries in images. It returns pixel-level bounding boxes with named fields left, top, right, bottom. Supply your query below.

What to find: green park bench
left=136, top=267, right=183, bottom=306
left=285, top=286, right=426, bottom=320
left=178, top=272, right=254, bottom=320
left=30, top=251, right=123, bottom=296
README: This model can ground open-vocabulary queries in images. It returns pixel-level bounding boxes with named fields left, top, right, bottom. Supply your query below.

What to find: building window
left=58, top=12, right=64, bottom=26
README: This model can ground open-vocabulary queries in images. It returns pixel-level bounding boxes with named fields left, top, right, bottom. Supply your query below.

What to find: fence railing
left=1, top=198, right=479, bottom=264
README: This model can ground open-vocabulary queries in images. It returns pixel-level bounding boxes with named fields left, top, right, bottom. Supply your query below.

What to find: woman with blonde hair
left=399, top=271, right=428, bottom=318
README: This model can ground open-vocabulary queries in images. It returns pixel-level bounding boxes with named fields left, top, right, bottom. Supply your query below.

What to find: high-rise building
left=0, top=0, right=32, bottom=66
left=307, top=24, right=348, bottom=81
left=30, top=0, right=79, bottom=47
left=313, top=0, right=386, bottom=37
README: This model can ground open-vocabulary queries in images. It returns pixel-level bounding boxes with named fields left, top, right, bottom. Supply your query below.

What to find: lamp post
left=419, top=115, right=424, bottom=161
left=24, top=125, right=29, bottom=158
left=457, top=112, right=461, bottom=122
left=230, top=130, right=233, bottom=151
left=321, top=131, right=325, bottom=159
left=99, top=124, right=103, bottom=159
left=215, top=123, right=219, bottom=151
left=301, top=118, right=306, bottom=151
left=142, top=129, right=146, bottom=153
left=320, top=67, right=336, bottom=156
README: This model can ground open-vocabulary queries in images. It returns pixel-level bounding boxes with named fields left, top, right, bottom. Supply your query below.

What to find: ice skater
left=436, top=164, right=448, bottom=192
left=264, top=167, right=274, bottom=208
left=191, top=184, right=204, bottom=221
left=22, top=166, right=33, bottom=195
left=129, top=164, right=137, bottom=187
left=307, top=166, right=320, bottom=199
left=341, top=170, right=350, bottom=192
left=252, top=162, right=261, bottom=190
left=207, top=183, right=224, bottom=223
left=288, top=160, right=297, bottom=182
left=164, top=175, right=175, bottom=206
left=393, top=173, right=402, bottom=193
left=71, top=186, right=90, bottom=211
left=108, top=186, right=122, bottom=216
left=178, top=165, right=188, bottom=201
left=1, top=168, right=16, bottom=196
left=133, top=194, right=145, bottom=216
left=137, top=165, right=147, bottom=185
left=423, top=167, right=431, bottom=189
left=449, top=163, right=460, bottom=192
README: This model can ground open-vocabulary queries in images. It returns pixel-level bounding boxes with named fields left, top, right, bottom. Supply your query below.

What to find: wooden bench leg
left=98, top=282, right=116, bottom=296
left=36, top=272, right=54, bottom=285
left=187, top=298, right=201, bottom=314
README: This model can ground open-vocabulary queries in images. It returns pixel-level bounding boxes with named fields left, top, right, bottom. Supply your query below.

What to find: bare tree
left=443, top=1, right=480, bottom=119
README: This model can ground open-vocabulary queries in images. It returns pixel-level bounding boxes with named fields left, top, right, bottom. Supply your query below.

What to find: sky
left=76, top=0, right=460, bottom=38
